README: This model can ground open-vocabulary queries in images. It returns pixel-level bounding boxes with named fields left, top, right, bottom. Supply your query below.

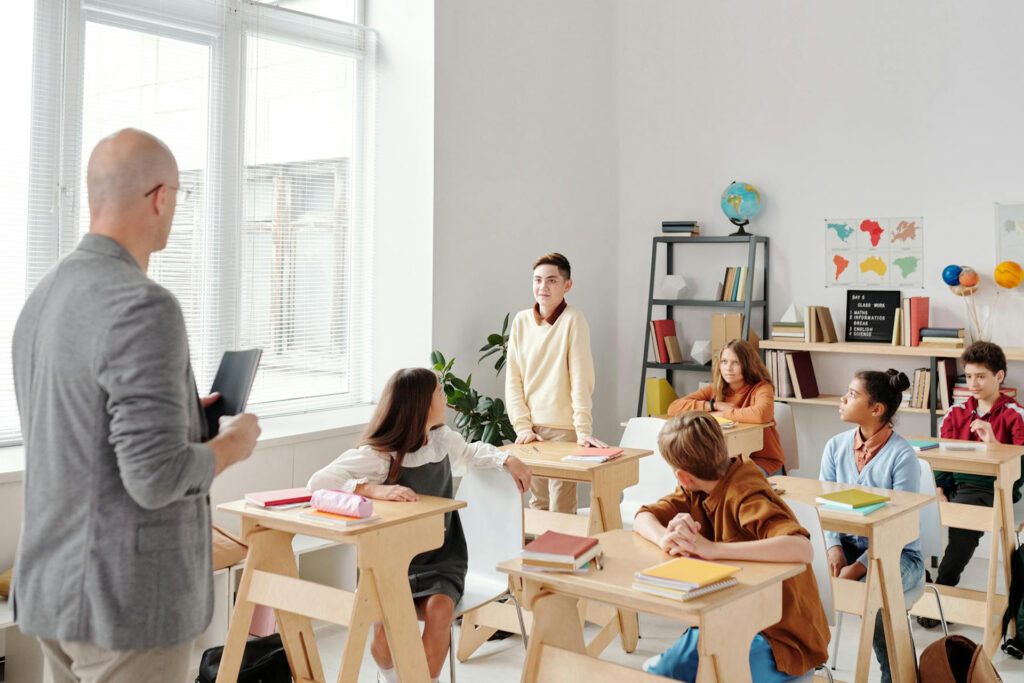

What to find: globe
left=721, top=181, right=762, bottom=236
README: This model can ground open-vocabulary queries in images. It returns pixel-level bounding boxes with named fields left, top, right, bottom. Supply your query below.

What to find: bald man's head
left=86, top=128, right=178, bottom=216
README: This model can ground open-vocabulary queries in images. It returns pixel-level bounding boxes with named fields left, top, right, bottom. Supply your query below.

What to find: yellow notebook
left=815, top=489, right=890, bottom=509
left=634, top=556, right=740, bottom=590
left=713, top=414, right=735, bottom=429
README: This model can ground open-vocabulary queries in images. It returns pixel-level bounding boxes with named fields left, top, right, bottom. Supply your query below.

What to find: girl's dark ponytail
left=857, top=368, right=910, bottom=424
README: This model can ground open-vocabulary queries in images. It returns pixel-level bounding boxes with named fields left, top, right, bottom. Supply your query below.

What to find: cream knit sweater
left=505, top=304, right=595, bottom=437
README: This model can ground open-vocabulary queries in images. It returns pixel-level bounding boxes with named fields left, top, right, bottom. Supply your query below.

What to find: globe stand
left=728, top=219, right=751, bottom=237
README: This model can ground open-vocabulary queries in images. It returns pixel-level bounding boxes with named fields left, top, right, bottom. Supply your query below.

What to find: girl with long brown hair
left=666, top=339, right=785, bottom=476
left=307, top=367, right=532, bottom=683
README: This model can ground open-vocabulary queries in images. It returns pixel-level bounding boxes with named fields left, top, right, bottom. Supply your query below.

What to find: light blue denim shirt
left=819, top=428, right=922, bottom=567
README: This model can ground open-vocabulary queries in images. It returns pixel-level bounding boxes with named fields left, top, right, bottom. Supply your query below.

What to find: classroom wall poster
left=996, top=203, right=1024, bottom=265
left=824, top=217, right=924, bottom=288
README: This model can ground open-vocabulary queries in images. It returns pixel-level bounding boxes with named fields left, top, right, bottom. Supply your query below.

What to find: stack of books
left=919, top=327, right=965, bottom=349
left=899, top=296, right=930, bottom=347
left=804, top=306, right=839, bottom=343
left=632, top=556, right=740, bottom=601
left=245, top=487, right=313, bottom=510
left=909, top=368, right=932, bottom=409
left=521, top=531, right=603, bottom=573
left=719, top=266, right=751, bottom=302
left=765, top=349, right=794, bottom=398
left=816, top=490, right=890, bottom=516
left=649, top=320, right=683, bottom=364
left=562, top=447, right=624, bottom=463
left=770, top=321, right=805, bottom=341
left=661, top=220, right=700, bottom=235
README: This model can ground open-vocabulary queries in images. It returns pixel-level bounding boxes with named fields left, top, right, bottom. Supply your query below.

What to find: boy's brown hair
left=533, top=252, right=571, bottom=280
left=962, top=341, right=1007, bottom=379
left=657, top=411, right=730, bottom=480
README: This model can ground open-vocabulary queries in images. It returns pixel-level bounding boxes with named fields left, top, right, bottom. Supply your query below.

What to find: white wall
left=369, top=1, right=436, bottom=395
left=614, top=0, right=1024, bottom=469
left=433, top=0, right=621, bottom=439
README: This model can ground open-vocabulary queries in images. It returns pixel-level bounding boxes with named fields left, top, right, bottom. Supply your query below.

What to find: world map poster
left=824, top=217, right=924, bottom=288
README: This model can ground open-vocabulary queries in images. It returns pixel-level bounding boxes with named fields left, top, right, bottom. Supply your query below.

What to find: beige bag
left=212, top=524, right=247, bottom=571
left=918, top=635, right=1002, bottom=683
left=0, top=567, right=11, bottom=599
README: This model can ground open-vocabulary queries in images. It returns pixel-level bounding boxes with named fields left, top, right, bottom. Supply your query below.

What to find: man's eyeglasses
left=143, top=183, right=193, bottom=203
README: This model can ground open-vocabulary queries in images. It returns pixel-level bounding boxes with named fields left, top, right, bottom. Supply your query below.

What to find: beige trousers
left=528, top=425, right=579, bottom=513
left=39, top=637, right=192, bottom=683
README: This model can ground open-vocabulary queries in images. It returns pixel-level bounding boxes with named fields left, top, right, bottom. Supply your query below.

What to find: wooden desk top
left=500, top=441, right=652, bottom=473
left=498, top=528, right=804, bottom=623
left=772, top=476, right=933, bottom=533
left=218, top=495, right=466, bottom=540
left=905, top=435, right=1024, bottom=477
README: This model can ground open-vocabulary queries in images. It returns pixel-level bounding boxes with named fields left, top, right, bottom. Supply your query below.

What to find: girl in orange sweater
left=667, top=339, right=784, bottom=476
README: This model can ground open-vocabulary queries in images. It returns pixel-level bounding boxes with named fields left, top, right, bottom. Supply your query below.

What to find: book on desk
left=632, top=556, right=740, bottom=601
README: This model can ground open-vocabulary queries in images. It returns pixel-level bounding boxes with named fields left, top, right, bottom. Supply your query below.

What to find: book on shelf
left=650, top=319, right=676, bottom=363
left=910, top=368, right=932, bottom=409
left=920, top=337, right=964, bottom=346
left=736, top=267, right=748, bottom=302
left=814, top=306, right=839, bottom=343
left=662, top=220, right=700, bottom=234
left=908, top=296, right=930, bottom=347
left=766, top=349, right=794, bottom=398
left=522, top=531, right=602, bottom=572
left=785, top=351, right=820, bottom=399
left=770, top=321, right=805, bottom=340
left=919, top=327, right=965, bottom=338
left=665, top=335, right=684, bottom=363
left=901, top=297, right=911, bottom=347
left=936, top=358, right=957, bottom=410
left=816, top=489, right=890, bottom=509
left=721, top=268, right=735, bottom=302
left=819, top=501, right=888, bottom=516
left=731, top=267, right=743, bottom=301
left=804, top=307, right=817, bottom=343
left=633, top=556, right=740, bottom=600
left=891, top=308, right=901, bottom=345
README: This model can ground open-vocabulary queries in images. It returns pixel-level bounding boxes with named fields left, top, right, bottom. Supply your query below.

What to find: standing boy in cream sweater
left=506, top=252, right=606, bottom=513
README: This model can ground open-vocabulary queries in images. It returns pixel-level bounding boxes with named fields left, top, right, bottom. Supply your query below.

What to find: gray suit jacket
left=12, top=233, right=216, bottom=650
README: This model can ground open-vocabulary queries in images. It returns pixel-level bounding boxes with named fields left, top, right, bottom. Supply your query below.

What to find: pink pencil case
left=311, top=489, right=374, bottom=518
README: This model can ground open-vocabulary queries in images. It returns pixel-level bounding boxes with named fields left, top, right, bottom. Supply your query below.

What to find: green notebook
left=820, top=501, right=888, bottom=516
left=815, top=489, right=890, bottom=509
left=907, top=439, right=939, bottom=451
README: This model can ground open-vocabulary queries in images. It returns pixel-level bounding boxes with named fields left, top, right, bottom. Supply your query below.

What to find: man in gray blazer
left=12, top=129, right=261, bottom=682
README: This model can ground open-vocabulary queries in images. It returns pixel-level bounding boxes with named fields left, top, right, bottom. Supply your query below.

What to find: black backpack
left=1000, top=528, right=1024, bottom=659
left=196, top=633, right=292, bottom=683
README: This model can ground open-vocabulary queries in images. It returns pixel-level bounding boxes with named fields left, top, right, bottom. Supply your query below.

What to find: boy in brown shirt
left=633, top=411, right=830, bottom=681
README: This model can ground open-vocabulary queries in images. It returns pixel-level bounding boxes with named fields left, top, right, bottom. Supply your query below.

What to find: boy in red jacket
left=918, top=341, right=1024, bottom=628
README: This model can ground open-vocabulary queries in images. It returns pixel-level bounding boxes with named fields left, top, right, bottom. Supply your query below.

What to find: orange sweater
left=667, top=380, right=784, bottom=474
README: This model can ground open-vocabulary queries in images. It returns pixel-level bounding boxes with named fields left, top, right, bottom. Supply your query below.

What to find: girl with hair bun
left=818, top=368, right=922, bottom=683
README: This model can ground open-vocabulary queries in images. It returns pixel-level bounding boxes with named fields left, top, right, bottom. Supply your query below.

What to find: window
left=0, top=0, right=376, bottom=445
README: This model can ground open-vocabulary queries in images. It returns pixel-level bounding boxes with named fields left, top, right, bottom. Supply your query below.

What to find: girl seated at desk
left=667, top=339, right=785, bottom=476
left=308, top=367, right=532, bottom=683
left=819, top=368, right=921, bottom=683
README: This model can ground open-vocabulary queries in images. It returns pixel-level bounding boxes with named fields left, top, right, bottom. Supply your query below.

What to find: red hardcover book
left=909, top=296, right=930, bottom=347
left=522, top=531, right=599, bottom=563
left=651, top=320, right=676, bottom=363
left=244, top=487, right=312, bottom=507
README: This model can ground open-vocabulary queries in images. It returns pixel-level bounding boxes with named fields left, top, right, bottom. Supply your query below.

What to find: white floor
left=303, top=555, right=1024, bottom=682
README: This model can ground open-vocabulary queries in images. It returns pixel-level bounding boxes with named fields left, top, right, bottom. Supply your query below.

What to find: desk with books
left=772, top=476, right=933, bottom=683
left=907, top=436, right=1024, bottom=655
left=499, top=529, right=805, bottom=683
left=617, top=419, right=771, bottom=460
left=215, top=496, right=465, bottom=683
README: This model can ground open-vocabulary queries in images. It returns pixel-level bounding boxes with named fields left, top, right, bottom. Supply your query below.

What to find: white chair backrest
left=774, top=401, right=799, bottom=474
left=917, top=457, right=943, bottom=559
left=457, top=466, right=524, bottom=582
left=784, top=498, right=835, bottom=625
left=620, top=417, right=673, bottom=503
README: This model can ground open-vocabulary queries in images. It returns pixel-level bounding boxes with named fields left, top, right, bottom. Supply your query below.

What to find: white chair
left=449, top=465, right=529, bottom=681
left=774, top=401, right=800, bottom=475
left=578, top=417, right=670, bottom=530
left=783, top=498, right=835, bottom=683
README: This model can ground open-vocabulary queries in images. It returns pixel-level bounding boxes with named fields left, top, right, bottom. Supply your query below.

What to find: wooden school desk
left=907, top=436, right=1024, bottom=654
left=619, top=418, right=772, bottom=461
left=499, top=529, right=805, bottom=683
left=772, top=476, right=933, bottom=683
left=216, top=496, right=465, bottom=683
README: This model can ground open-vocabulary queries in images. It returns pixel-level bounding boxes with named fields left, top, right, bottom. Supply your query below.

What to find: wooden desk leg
left=983, top=479, right=1016, bottom=655
left=336, top=568, right=385, bottom=683
left=217, top=528, right=325, bottom=683
left=520, top=582, right=586, bottom=683
left=696, top=581, right=783, bottom=683
left=855, top=564, right=883, bottom=683
left=589, top=468, right=639, bottom=654
left=873, top=516, right=918, bottom=683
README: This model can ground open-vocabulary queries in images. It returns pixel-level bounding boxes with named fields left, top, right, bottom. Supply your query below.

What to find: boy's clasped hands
left=658, top=512, right=716, bottom=559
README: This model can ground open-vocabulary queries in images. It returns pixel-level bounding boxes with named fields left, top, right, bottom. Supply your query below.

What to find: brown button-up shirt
left=532, top=298, right=567, bottom=325
left=853, top=424, right=893, bottom=473
left=637, top=459, right=830, bottom=676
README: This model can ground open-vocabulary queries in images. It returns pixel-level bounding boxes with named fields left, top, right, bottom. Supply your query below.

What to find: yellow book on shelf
left=815, top=489, right=890, bottom=509
left=636, top=556, right=740, bottom=589
left=646, top=378, right=678, bottom=416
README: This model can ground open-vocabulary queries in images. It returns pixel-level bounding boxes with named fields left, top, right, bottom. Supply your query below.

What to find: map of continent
left=891, top=220, right=919, bottom=243
left=893, top=256, right=919, bottom=278
left=860, top=220, right=884, bottom=247
left=833, top=254, right=850, bottom=280
left=827, top=222, right=855, bottom=242
left=860, top=255, right=887, bottom=277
